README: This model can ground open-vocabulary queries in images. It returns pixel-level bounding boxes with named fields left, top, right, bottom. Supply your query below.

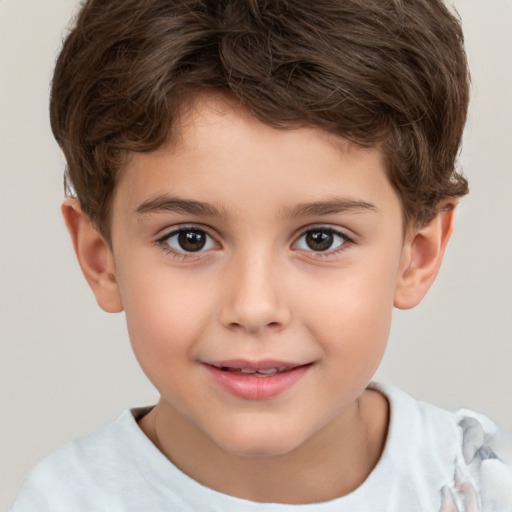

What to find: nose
left=218, top=252, right=292, bottom=334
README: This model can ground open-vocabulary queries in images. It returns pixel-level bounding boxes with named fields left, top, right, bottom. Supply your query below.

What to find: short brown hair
left=50, top=0, right=470, bottom=240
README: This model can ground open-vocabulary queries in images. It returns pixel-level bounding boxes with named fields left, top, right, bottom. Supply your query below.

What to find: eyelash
left=155, top=225, right=354, bottom=261
left=294, top=226, right=353, bottom=260
left=155, top=225, right=217, bottom=261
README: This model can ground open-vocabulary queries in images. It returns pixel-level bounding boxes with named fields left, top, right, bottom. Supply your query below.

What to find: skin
left=63, top=94, right=456, bottom=504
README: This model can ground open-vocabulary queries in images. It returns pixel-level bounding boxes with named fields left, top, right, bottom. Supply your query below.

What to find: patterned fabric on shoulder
left=440, top=415, right=512, bottom=512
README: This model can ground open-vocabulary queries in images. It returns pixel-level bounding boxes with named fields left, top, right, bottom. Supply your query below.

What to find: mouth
left=205, top=359, right=311, bottom=375
left=209, top=365, right=302, bottom=377
left=202, top=360, right=313, bottom=400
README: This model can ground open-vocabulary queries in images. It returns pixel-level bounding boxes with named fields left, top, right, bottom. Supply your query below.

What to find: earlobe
left=62, top=198, right=123, bottom=313
left=394, top=202, right=457, bottom=310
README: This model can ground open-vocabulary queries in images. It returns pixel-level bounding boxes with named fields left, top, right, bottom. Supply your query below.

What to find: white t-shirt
left=9, top=384, right=512, bottom=512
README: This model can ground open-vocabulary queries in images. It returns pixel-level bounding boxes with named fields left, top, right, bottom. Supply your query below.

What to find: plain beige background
left=1, top=0, right=511, bottom=508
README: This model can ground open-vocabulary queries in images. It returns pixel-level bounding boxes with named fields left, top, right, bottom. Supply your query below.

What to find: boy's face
left=108, top=95, right=407, bottom=456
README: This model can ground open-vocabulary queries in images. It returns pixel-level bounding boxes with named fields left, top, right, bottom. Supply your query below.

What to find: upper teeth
left=254, top=368, right=279, bottom=375
left=235, top=367, right=287, bottom=375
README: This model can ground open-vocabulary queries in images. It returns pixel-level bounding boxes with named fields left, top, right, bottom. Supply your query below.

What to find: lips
left=211, top=363, right=296, bottom=376
left=222, top=367, right=288, bottom=376
left=202, top=360, right=311, bottom=400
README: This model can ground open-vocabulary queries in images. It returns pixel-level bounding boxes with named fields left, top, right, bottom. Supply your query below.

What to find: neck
left=139, top=389, right=388, bottom=504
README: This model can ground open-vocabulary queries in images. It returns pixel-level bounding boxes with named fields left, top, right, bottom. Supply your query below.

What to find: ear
left=394, top=202, right=457, bottom=310
left=62, top=198, right=123, bottom=313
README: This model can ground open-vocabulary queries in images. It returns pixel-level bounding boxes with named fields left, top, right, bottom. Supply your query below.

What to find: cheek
left=118, top=269, right=214, bottom=373
left=301, top=255, right=398, bottom=369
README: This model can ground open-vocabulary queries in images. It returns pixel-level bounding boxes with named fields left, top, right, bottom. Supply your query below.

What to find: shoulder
left=441, top=408, right=512, bottom=511
left=371, top=383, right=512, bottom=511
left=9, top=407, right=157, bottom=511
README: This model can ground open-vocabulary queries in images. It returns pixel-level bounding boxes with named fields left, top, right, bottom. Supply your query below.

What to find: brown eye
left=177, top=230, right=207, bottom=251
left=296, top=228, right=347, bottom=252
left=305, top=230, right=334, bottom=251
left=163, top=228, right=215, bottom=253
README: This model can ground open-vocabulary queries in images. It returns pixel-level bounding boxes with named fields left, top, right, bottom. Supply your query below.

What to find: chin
left=209, top=423, right=306, bottom=458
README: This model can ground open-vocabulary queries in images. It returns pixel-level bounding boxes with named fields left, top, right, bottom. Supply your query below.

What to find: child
left=9, top=0, right=511, bottom=510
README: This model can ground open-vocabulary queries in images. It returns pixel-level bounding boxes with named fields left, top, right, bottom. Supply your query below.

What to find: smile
left=216, top=366, right=294, bottom=376
left=202, top=360, right=312, bottom=400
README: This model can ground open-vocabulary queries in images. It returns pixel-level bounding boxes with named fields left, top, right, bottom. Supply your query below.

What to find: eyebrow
left=135, top=195, right=225, bottom=217
left=282, top=199, right=378, bottom=218
left=135, top=195, right=377, bottom=219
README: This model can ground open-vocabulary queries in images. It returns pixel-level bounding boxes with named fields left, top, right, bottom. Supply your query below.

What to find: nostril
left=219, top=295, right=291, bottom=333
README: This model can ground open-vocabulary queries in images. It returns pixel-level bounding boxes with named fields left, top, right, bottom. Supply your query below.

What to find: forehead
left=168, top=93, right=375, bottom=166
left=114, top=94, right=399, bottom=223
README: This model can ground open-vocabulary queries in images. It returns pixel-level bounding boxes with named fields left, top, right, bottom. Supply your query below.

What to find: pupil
left=306, top=230, right=333, bottom=251
left=178, top=230, right=206, bottom=252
